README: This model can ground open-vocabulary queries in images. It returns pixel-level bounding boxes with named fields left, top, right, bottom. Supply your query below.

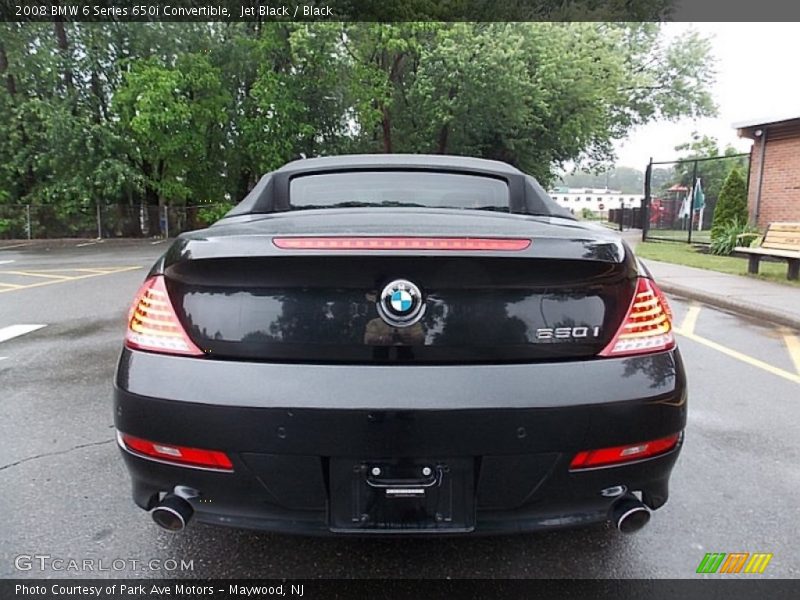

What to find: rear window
left=289, top=171, right=509, bottom=211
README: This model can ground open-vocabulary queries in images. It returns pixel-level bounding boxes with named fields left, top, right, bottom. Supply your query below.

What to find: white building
left=548, top=187, right=643, bottom=214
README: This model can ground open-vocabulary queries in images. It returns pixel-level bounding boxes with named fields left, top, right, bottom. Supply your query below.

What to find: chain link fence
left=0, top=203, right=232, bottom=240
left=608, top=205, right=644, bottom=230
left=642, top=153, right=750, bottom=244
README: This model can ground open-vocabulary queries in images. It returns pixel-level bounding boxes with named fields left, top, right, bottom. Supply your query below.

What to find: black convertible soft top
left=226, top=154, right=574, bottom=220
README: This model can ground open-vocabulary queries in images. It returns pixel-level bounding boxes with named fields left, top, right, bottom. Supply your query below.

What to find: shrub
left=197, top=202, right=234, bottom=226
left=711, top=167, right=748, bottom=244
left=709, top=217, right=759, bottom=256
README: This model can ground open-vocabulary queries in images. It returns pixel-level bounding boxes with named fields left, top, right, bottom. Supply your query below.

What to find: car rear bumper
left=113, top=348, right=687, bottom=535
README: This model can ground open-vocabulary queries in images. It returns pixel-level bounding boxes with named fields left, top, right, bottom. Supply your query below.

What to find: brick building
left=735, top=116, right=800, bottom=229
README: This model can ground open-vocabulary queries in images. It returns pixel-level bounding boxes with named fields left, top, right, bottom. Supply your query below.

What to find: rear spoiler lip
left=160, top=234, right=628, bottom=266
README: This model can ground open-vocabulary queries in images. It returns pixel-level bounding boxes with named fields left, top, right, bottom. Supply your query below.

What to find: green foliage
left=197, top=202, right=234, bottom=226
left=114, top=53, right=230, bottom=206
left=710, top=167, right=749, bottom=246
left=0, top=22, right=718, bottom=234
left=709, top=217, right=759, bottom=256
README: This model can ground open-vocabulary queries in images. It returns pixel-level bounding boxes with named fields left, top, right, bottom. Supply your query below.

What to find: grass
left=636, top=240, right=800, bottom=287
left=646, top=228, right=712, bottom=244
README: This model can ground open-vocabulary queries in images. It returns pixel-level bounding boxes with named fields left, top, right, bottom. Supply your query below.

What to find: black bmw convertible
left=114, top=154, right=686, bottom=535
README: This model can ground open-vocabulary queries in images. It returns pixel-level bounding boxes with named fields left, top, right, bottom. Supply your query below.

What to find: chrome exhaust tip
left=612, top=495, right=651, bottom=534
left=150, top=493, right=194, bottom=532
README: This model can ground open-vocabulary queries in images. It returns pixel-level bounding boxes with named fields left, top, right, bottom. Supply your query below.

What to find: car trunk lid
left=162, top=210, right=636, bottom=363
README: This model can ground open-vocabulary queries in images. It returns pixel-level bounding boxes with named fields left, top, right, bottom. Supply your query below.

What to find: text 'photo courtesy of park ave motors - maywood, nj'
left=14, top=584, right=305, bottom=597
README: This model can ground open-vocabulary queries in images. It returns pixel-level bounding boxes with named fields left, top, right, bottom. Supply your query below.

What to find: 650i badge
left=535, top=326, right=602, bottom=340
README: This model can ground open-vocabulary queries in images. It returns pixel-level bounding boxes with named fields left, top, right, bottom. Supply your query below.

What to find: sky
left=613, top=23, right=800, bottom=169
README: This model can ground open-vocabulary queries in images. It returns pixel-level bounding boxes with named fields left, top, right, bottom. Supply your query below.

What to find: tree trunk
left=158, top=194, right=168, bottom=237
left=436, top=86, right=457, bottom=154
left=145, top=186, right=159, bottom=236
left=436, top=124, right=449, bottom=154
left=236, top=168, right=253, bottom=199
left=52, top=12, right=74, bottom=93
left=0, top=40, right=16, bottom=96
left=141, top=161, right=160, bottom=236
left=90, top=66, right=108, bottom=123
left=379, top=52, right=407, bottom=154
left=1, top=39, right=31, bottom=203
left=381, top=107, right=393, bottom=153
left=158, top=160, right=169, bottom=236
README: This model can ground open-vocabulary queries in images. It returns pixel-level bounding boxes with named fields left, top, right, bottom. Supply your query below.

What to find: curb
left=658, top=281, right=800, bottom=330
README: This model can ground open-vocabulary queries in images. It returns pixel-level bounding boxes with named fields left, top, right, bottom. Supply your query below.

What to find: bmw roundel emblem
left=377, top=279, right=425, bottom=327
left=390, top=289, right=414, bottom=312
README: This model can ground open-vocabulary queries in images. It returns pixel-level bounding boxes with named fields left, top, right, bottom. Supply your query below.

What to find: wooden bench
left=734, top=222, right=800, bottom=280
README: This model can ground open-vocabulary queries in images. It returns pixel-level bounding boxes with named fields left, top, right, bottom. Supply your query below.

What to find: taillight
left=569, top=433, right=681, bottom=470
left=599, top=277, right=675, bottom=357
left=118, top=432, right=233, bottom=471
left=125, top=275, right=203, bottom=356
left=272, top=236, right=531, bottom=251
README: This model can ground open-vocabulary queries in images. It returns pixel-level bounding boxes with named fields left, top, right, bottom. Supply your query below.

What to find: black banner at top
left=2, top=0, right=800, bottom=22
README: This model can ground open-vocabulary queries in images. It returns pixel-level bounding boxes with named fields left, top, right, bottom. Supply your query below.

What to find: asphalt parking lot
left=0, top=239, right=798, bottom=579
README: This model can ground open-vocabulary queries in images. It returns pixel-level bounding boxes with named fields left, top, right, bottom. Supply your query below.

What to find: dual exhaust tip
left=150, top=493, right=194, bottom=532
left=149, top=490, right=651, bottom=534
left=611, top=495, right=651, bottom=534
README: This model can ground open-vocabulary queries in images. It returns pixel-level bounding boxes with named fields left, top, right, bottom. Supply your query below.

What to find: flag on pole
left=678, top=191, right=690, bottom=219
left=693, top=178, right=705, bottom=211
left=693, top=178, right=705, bottom=230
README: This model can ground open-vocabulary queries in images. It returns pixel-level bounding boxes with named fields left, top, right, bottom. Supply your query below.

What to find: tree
left=0, top=22, right=718, bottom=237
left=342, top=23, right=716, bottom=185
left=711, top=167, right=748, bottom=242
left=339, top=23, right=433, bottom=154
left=114, top=53, right=229, bottom=231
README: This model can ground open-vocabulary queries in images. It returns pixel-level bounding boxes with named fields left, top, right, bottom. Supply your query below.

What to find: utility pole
left=96, top=200, right=102, bottom=239
left=643, top=158, right=652, bottom=242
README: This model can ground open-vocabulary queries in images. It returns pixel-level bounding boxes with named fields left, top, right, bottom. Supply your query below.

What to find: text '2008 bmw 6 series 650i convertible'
left=114, top=154, right=686, bottom=535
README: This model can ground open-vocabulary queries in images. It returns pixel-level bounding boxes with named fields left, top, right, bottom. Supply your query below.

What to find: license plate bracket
left=329, top=457, right=475, bottom=532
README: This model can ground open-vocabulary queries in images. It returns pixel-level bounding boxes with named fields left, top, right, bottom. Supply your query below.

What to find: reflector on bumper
left=569, top=433, right=681, bottom=470
left=117, top=431, right=234, bottom=471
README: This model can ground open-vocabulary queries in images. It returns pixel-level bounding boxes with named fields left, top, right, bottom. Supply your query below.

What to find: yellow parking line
left=4, top=270, right=75, bottom=280
left=674, top=327, right=800, bottom=385
left=10, top=267, right=127, bottom=273
left=0, top=266, right=141, bottom=293
left=0, top=282, right=23, bottom=288
left=783, top=334, right=800, bottom=376
left=679, top=305, right=701, bottom=335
